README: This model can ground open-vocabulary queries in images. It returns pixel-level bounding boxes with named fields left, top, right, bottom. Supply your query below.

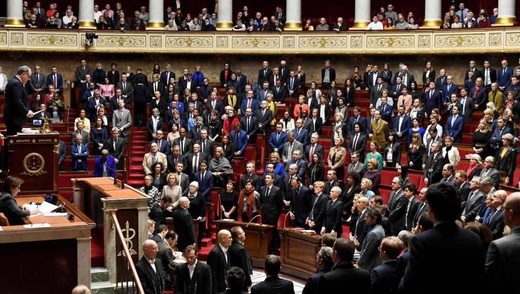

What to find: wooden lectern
left=214, top=220, right=274, bottom=267
left=7, top=133, right=59, bottom=194
left=279, top=228, right=322, bottom=279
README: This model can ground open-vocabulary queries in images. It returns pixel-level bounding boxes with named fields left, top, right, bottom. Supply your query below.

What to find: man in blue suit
left=423, top=81, right=443, bottom=116
left=240, top=90, right=260, bottom=115
left=71, top=133, right=89, bottom=171
left=269, top=123, right=288, bottom=154
left=445, top=105, right=464, bottom=143
left=94, top=149, right=117, bottom=177
left=193, top=161, right=213, bottom=202
left=292, top=118, right=309, bottom=145
left=230, top=122, right=248, bottom=157
left=240, top=108, right=258, bottom=143
left=377, top=96, right=393, bottom=122
left=497, top=59, right=513, bottom=91
left=349, top=106, right=367, bottom=135
left=441, top=75, right=458, bottom=104
left=392, top=106, right=411, bottom=142
left=45, top=66, right=64, bottom=94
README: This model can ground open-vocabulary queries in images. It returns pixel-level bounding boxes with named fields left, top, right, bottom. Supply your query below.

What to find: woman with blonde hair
left=328, top=137, right=347, bottom=183
left=442, top=136, right=461, bottom=167
left=363, top=159, right=381, bottom=194
left=266, top=93, right=278, bottom=126
left=162, top=173, right=182, bottom=208
left=472, top=118, right=492, bottom=158
left=364, top=142, right=383, bottom=171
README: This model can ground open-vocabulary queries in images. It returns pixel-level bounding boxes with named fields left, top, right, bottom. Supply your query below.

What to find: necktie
left=180, top=139, right=184, bottom=154
left=247, top=99, right=251, bottom=109
left=265, top=187, right=270, bottom=198
left=247, top=117, right=250, bottom=132
left=353, top=134, right=359, bottom=150
left=123, top=82, right=126, bottom=91
left=276, top=133, right=280, bottom=142
left=309, top=144, right=315, bottom=162
left=193, top=154, right=198, bottom=173
left=405, top=200, right=412, bottom=228
left=290, top=78, right=294, bottom=89
left=201, top=172, right=204, bottom=182
left=78, top=144, right=81, bottom=153
left=429, top=90, right=433, bottom=99
left=451, top=115, right=456, bottom=127
left=202, top=140, right=206, bottom=152
left=398, top=116, right=403, bottom=132
left=113, top=140, right=116, bottom=151
left=53, top=74, right=57, bottom=88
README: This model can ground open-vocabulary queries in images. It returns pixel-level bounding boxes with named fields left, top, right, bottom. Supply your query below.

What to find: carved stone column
left=351, top=0, right=370, bottom=30
left=495, top=0, right=516, bottom=26
left=6, top=0, right=25, bottom=27
left=216, top=0, right=233, bottom=31
left=147, top=0, right=165, bottom=30
left=285, top=0, right=302, bottom=31
left=421, top=0, right=442, bottom=29
left=79, top=0, right=96, bottom=29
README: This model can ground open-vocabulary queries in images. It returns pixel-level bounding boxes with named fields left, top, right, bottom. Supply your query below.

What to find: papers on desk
left=20, top=128, right=40, bottom=134
left=23, top=223, right=51, bottom=228
left=42, top=212, right=67, bottom=217
left=23, top=201, right=59, bottom=214
left=0, top=226, right=3, bottom=231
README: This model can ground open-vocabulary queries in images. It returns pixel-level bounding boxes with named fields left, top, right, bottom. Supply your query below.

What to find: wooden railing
left=111, top=211, right=145, bottom=294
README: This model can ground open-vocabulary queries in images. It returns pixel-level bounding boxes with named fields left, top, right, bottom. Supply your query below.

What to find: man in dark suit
left=458, top=88, right=474, bottom=123
left=304, top=133, right=324, bottom=163
left=175, top=162, right=191, bottom=194
left=229, top=226, right=253, bottom=290
left=497, top=58, right=513, bottom=91
left=151, top=225, right=176, bottom=288
left=272, top=79, right=288, bottom=102
left=230, top=122, right=248, bottom=157
left=481, top=60, right=497, bottom=88
left=302, top=246, right=333, bottom=294
left=207, top=229, right=232, bottom=294
left=240, top=161, right=262, bottom=191
left=251, top=255, right=294, bottom=294
left=485, top=192, right=520, bottom=292
left=104, top=127, right=126, bottom=167
left=149, top=74, right=165, bottom=99
left=71, top=133, right=89, bottom=171
left=175, top=245, right=212, bottom=294
left=240, top=107, right=258, bottom=143
left=320, top=186, right=344, bottom=236
left=348, top=107, right=368, bottom=136
left=369, top=77, right=386, bottom=107
left=172, top=197, right=195, bottom=252
left=287, top=71, right=301, bottom=98
left=441, top=75, right=458, bottom=103
left=318, top=238, right=370, bottom=294
left=392, top=106, right=411, bottom=142
left=321, top=60, right=336, bottom=88
left=30, top=65, right=46, bottom=95
left=255, top=100, right=273, bottom=134
left=423, top=81, right=442, bottom=116
left=45, top=66, right=64, bottom=93
left=369, top=236, right=404, bottom=294
left=257, top=61, right=273, bottom=85
left=160, top=64, right=176, bottom=87
left=287, top=176, right=313, bottom=227
left=460, top=176, right=484, bottom=223
left=4, top=66, right=34, bottom=135
left=116, top=73, right=134, bottom=101
left=259, top=174, right=283, bottom=253
left=222, top=267, right=249, bottom=294
left=387, top=179, right=410, bottom=235
left=136, top=239, right=166, bottom=294
left=445, top=105, right=464, bottom=143
left=305, top=108, right=323, bottom=136
left=184, top=143, right=209, bottom=178
left=424, top=142, right=444, bottom=185
left=399, top=183, right=486, bottom=294
left=193, top=161, right=213, bottom=202
left=173, top=127, right=194, bottom=156
left=307, top=182, right=329, bottom=233
left=292, top=119, right=309, bottom=145
left=268, top=123, right=288, bottom=154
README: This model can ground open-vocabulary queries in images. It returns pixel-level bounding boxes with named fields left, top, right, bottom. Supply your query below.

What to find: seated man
left=71, top=133, right=89, bottom=171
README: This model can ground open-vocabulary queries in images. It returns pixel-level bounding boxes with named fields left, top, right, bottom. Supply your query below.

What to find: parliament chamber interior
left=1, top=0, right=520, bottom=293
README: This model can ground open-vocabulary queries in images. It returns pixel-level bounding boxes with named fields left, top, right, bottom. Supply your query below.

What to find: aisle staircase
left=127, top=127, right=148, bottom=187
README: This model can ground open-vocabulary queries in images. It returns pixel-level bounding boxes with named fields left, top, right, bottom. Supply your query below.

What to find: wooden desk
left=279, top=228, right=321, bottom=279
left=73, top=177, right=150, bottom=284
left=214, top=220, right=274, bottom=268
left=0, top=195, right=94, bottom=293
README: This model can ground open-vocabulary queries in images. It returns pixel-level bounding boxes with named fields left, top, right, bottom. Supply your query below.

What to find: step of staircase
left=91, top=267, right=114, bottom=294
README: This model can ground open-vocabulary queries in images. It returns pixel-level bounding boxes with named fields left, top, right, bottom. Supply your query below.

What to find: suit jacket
left=487, top=208, right=505, bottom=239
left=116, top=81, right=134, bottom=98
left=30, top=72, right=46, bottom=92
left=392, top=115, right=411, bottom=140
left=282, top=140, right=303, bottom=162
left=349, top=115, right=368, bottom=135
left=269, top=131, right=288, bottom=152
left=357, top=224, right=385, bottom=270
left=288, top=185, right=313, bottom=226
left=255, top=108, right=273, bottom=131
left=423, top=89, right=443, bottom=115
left=207, top=244, right=229, bottom=294
left=136, top=256, right=165, bottom=294
left=228, top=240, right=253, bottom=287
left=184, top=152, right=210, bottom=176
left=171, top=136, right=191, bottom=155
left=497, top=66, right=513, bottom=88
left=172, top=207, right=195, bottom=252
left=388, top=194, right=411, bottom=235
left=458, top=96, right=474, bottom=122
left=479, top=168, right=501, bottom=189
left=323, top=199, right=344, bottom=235
left=229, top=129, right=247, bottom=155
left=485, top=227, right=520, bottom=292
left=45, top=73, right=64, bottom=92
left=240, top=98, right=260, bottom=115
left=304, top=117, right=323, bottom=135
left=193, top=170, right=213, bottom=202
left=370, top=260, right=401, bottom=294
left=371, top=119, right=390, bottom=149
left=291, top=128, right=309, bottom=145
left=441, top=83, right=458, bottom=103
left=304, top=143, right=324, bottom=162
left=147, top=117, right=164, bottom=140
left=321, top=68, right=336, bottom=85
left=309, top=194, right=328, bottom=232
left=112, top=108, right=132, bottom=137
left=399, top=222, right=486, bottom=294
left=424, top=152, right=444, bottom=184
left=445, top=115, right=464, bottom=142
left=319, top=261, right=370, bottom=294
left=496, top=147, right=516, bottom=181
left=4, top=77, right=30, bottom=132
left=251, top=276, right=294, bottom=294
left=160, top=71, right=176, bottom=87
left=259, top=185, right=283, bottom=225
left=240, top=115, right=258, bottom=140
left=257, top=68, right=273, bottom=85
left=142, top=151, right=167, bottom=175
left=175, top=261, right=212, bottom=294
left=462, top=190, right=484, bottom=222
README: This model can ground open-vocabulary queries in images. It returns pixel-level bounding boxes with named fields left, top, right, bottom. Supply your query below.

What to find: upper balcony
left=1, top=27, right=520, bottom=55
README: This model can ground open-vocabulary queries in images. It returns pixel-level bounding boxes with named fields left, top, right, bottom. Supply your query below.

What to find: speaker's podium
left=7, top=132, right=59, bottom=194
left=214, top=220, right=274, bottom=267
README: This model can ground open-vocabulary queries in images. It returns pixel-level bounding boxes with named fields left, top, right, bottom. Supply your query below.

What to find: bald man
left=135, top=239, right=165, bottom=294
left=486, top=192, right=520, bottom=292
left=172, top=197, right=195, bottom=252
left=71, top=285, right=91, bottom=294
left=207, top=229, right=232, bottom=294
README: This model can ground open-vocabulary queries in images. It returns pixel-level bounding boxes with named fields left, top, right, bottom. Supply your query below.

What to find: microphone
left=246, top=214, right=262, bottom=228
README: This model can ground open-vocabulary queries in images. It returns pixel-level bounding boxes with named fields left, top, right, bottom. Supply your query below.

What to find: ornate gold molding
left=146, top=21, right=165, bottom=30
left=494, top=17, right=516, bottom=27
left=1, top=28, right=520, bottom=54
left=350, top=21, right=370, bottom=31
left=5, top=18, right=25, bottom=27
left=420, top=20, right=442, bottom=30
left=216, top=21, right=233, bottom=31
left=285, top=22, right=302, bottom=31
left=79, top=20, right=96, bottom=30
